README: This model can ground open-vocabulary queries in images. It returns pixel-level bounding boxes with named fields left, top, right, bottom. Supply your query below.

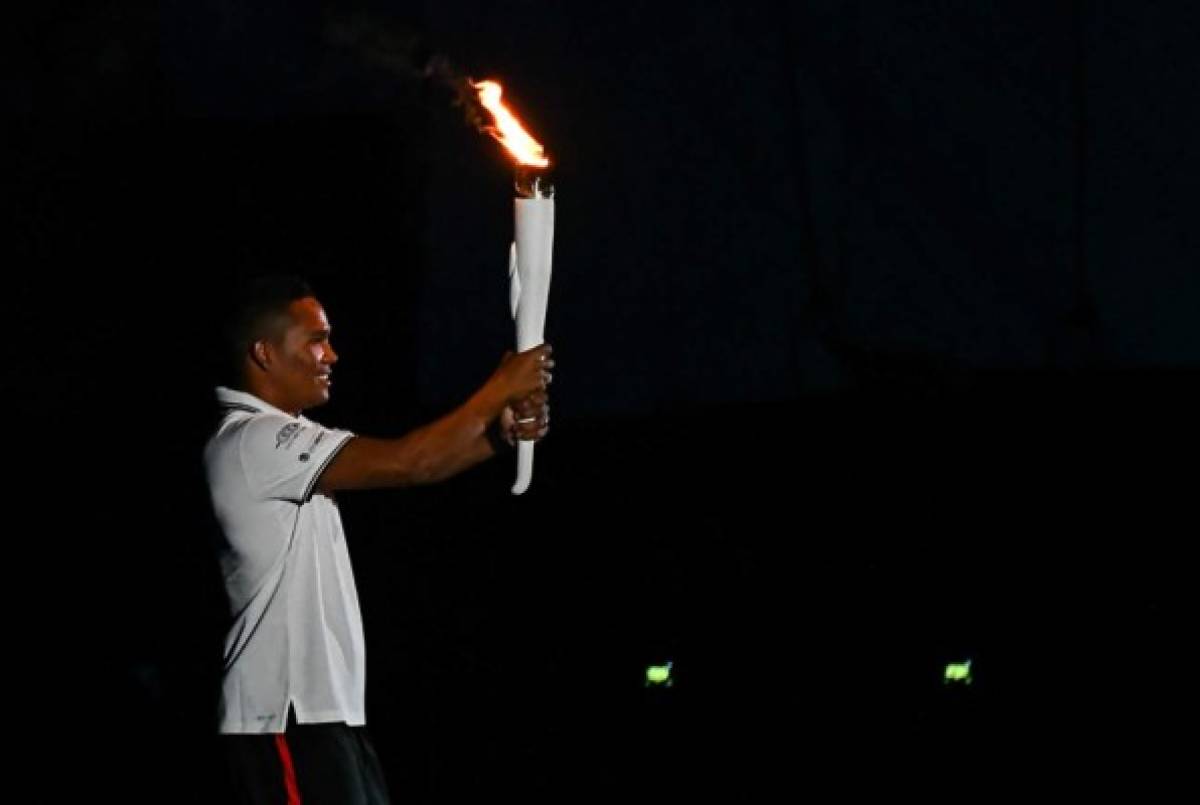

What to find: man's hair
left=219, top=274, right=315, bottom=386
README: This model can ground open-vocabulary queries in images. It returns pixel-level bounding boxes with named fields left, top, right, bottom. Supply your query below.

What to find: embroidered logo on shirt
left=276, top=422, right=303, bottom=449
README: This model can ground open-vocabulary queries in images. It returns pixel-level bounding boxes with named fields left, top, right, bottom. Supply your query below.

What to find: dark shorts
left=223, top=712, right=391, bottom=805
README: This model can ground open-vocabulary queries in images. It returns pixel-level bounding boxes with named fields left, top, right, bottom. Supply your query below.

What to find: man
left=204, top=275, right=552, bottom=804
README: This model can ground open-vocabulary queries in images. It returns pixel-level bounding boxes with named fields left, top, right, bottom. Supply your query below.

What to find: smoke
left=325, top=12, right=486, bottom=131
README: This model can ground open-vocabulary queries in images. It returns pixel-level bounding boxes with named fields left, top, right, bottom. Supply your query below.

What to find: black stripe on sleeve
left=301, top=433, right=355, bottom=502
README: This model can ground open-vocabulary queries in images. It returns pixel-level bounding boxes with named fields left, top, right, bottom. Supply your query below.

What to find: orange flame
left=474, top=80, right=550, bottom=168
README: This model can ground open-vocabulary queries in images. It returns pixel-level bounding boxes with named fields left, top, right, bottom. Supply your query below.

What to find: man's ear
left=250, top=340, right=271, bottom=372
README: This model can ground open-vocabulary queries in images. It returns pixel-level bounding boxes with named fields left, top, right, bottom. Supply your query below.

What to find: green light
left=944, top=660, right=973, bottom=685
left=645, top=662, right=673, bottom=687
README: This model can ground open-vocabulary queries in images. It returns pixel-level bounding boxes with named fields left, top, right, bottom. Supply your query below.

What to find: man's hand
left=500, top=390, right=549, bottom=445
left=488, top=344, right=554, bottom=405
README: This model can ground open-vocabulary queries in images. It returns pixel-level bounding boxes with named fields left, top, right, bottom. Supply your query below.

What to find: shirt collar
left=215, top=386, right=296, bottom=419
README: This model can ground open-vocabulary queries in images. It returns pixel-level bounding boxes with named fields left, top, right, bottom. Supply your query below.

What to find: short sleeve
left=237, top=413, right=354, bottom=503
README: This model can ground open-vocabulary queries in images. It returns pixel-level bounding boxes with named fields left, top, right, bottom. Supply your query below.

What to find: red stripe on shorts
left=273, top=733, right=302, bottom=805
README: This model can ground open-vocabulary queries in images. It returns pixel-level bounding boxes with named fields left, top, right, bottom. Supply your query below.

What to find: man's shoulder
left=224, top=409, right=302, bottom=441
left=206, top=409, right=298, bottom=459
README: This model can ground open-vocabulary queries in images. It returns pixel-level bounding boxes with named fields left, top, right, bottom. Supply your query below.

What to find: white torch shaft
left=510, top=195, right=555, bottom=495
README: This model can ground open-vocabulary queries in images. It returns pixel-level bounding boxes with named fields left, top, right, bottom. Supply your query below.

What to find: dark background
left=13, top=1, right=1194, bottom=800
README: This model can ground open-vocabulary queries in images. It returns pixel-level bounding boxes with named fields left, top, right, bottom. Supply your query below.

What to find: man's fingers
left=513, top=411, right=549, bottom=440
left=515, top=403, right=548, bottom=422
left=515, top=404, right=545, bottom=420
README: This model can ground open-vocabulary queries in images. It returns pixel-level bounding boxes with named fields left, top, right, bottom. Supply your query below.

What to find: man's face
left=268, top=296, right=338, bottom=412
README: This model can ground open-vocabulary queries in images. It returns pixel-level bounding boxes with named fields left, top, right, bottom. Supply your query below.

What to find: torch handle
left=510, top=198, right=554, bottom=496
left=512, top=442, right=535, bottom=495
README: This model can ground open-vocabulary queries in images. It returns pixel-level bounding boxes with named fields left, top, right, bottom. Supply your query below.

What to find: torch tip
left=515, top=167, right=555, bottom=199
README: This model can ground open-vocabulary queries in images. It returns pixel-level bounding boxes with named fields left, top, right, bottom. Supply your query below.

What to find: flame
left=474, top=80, right=550, bottom=168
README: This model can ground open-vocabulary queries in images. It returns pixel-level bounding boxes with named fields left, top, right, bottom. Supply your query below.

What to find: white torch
left=474, top=80, right=553, bottom=495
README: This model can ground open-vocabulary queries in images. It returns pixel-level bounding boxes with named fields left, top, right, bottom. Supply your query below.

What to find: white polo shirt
left=205, top=386, right=365, bottom=734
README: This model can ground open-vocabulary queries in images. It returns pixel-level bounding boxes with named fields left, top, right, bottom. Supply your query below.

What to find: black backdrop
left=13, top=1, right=1194, bottom=800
